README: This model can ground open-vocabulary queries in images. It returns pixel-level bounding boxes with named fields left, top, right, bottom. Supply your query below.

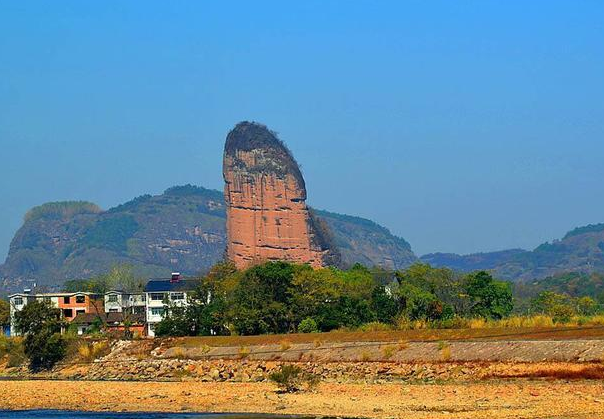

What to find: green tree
left=154, top=304, right=194, bottom=337
left=395, top=282, right=443, bottom=321
left=370, top=286, right=398, bottom=323
left=464, top=271, right=513, bottom=319
left=226, top=261, right=296, bottom=335
left=14, top=300, right=66, bottom=371
left=576, top=296, right=598, bottom=316
left=530, top=291, right=575, bottom=322
left=298, top=317, right=319, bottom=333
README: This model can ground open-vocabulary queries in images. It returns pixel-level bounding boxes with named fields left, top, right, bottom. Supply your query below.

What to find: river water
left=0, top=412, right=305, bottom=419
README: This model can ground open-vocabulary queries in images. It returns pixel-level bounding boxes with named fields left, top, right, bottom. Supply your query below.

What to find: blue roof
left=144, top=278, right=198, bottom=292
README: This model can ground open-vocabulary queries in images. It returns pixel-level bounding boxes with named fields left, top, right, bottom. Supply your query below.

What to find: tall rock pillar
left=223, top=121, right=335, bottom=269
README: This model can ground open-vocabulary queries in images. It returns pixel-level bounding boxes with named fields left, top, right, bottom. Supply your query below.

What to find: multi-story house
left=104, top=290, right=146, bottom=315
left=143, top=273, right=197, bottom=337
left=9, top=291, right=103, bottom=335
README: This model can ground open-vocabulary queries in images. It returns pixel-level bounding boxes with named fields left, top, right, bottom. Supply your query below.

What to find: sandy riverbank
left=1, top=379, right=603, bottom=419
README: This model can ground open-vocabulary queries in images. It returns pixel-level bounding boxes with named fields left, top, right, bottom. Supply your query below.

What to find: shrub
left=441, top=345, right=451, bottom=361
left=0, top=337, right=26, bottom=368
left=269, top=364, right=304, bottom=393
left=298, top=318, right=319, bottom=334
left=24, top=330, right=67, bottom=371
left=279, top=340, right=292, bottom=351
left=360, top=350, right=372, bottom=362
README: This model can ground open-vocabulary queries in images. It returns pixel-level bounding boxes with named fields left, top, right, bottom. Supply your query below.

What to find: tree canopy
left=155, top=261, right=515, bottom=337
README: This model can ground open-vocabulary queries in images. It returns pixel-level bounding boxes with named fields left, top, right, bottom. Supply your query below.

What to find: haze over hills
left=422, top=223, right=604, bottom=281
left=0, top=185, right=417, bottom=293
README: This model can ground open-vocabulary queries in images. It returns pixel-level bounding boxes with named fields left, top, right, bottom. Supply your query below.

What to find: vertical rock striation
left=223, top=121, right=337, bottom=269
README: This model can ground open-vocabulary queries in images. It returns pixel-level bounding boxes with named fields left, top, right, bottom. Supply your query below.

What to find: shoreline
left=1, top=379, right=604, bottom=419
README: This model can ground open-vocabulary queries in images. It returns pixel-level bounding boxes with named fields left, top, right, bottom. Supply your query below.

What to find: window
left=171, top=292, right=185, bottom=300
left=150, top=293, right=165, bottom=301
left=63, top=296, right=70, bottom=304
left=75, top=309, right=85, bottom=315
left=63, top=309, right=73, bottom=318
left=13, top=297, right=23, bottom=306
left=75, top=295, right=85, bottom=304
left=109, top=308, right=119, bottom=313
left=107, top=294, right=118, bottom=303
left=150, top=307, right=164, bottom=316
left=43, top=297, right=51, bottom=303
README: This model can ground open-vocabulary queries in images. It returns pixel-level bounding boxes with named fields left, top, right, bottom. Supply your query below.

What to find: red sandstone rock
left=223, top=122, right=336, bottom=269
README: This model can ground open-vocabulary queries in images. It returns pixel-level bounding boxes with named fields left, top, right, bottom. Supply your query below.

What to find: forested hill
left=0, top=185, right=417, bottom=293
left=421, top=223, right=604, bottom=282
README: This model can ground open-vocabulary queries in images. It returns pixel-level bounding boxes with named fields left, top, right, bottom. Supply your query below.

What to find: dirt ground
left=1, top=379, right=603, bottom=419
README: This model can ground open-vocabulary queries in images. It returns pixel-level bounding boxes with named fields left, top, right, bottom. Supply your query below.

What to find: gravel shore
left=1, top=379, right=603, bottom=419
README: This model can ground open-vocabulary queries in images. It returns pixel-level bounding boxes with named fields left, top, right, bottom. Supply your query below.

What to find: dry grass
left=439, top=343, right=451, bottom=361
left=169, top=347, right=187, bottom=359
left=490, top=364, right=604, bottom=380
left=279, top=339, right=292, bottom=351
left=359, top=350, right=371, bottom=362
left=397, top=339, right=409, bottom=351
left=77, top=341, right=109, bottom=362
left=381, top=345, right=396, bottom=359
left=179, top=318, right=604, bottom=348
left=360, top=322, right=392, bottom=332
left=238, top=346, right=251, bottom=359
left=468, top=318, right=487, bottom=329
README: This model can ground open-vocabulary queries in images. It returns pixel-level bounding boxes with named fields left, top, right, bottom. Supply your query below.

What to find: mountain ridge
left=0, top=185, right=417, bottom=293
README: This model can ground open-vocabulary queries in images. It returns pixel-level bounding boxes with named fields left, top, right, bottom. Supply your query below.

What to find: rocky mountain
left=223, top=122, right=338, bottom=268
left=0, top=185, right=417, bottom=293
left=421, top=223, right=604, bottom=282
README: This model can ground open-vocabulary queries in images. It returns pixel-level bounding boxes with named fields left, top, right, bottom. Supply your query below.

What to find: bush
left=269, top=364, right=304, bottom=393
left=298, top=318, right=318, bottom=333
left=24, top=330, right=67, bottom=371
left=0, top=336, right=26, bottom=368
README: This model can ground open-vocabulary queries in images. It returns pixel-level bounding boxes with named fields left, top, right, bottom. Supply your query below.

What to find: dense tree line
left=154, top=261, right=514, bottom=337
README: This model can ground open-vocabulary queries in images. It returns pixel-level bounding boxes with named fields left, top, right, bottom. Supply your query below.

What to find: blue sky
left=1, top=1, right=603, bottom=260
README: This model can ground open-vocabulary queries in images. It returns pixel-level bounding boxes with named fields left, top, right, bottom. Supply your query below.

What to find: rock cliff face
left=223, top=122, right=337, bottom=269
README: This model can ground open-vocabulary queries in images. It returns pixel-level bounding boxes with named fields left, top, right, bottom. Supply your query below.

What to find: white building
left=143, top=273, right=196, bottom=337
left=104, top=290, right=146, bottom=314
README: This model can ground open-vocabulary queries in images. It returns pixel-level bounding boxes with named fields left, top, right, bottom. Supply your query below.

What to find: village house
left=144, top=272, right=197, bottom=337
left=9, top=290, right=104, bottom=336
left=104, top=290, right=146, bottom=315
left=72, top=312, right=146, bottom=336
left=8, top=273, right=196, bottom=338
